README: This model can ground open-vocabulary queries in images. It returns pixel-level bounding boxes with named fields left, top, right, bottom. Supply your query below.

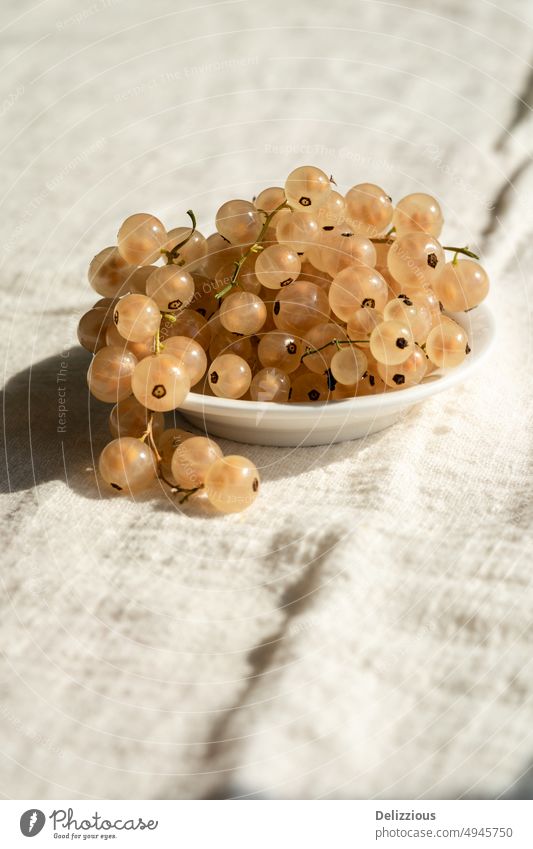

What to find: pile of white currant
left=78, top=165, right=489, bottom=508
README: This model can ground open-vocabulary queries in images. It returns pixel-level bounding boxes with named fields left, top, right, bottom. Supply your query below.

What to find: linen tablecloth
left=1, top=0, right=532, bottom=799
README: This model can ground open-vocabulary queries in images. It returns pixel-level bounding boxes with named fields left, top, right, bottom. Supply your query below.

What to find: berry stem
left=158, top=468, right=204, bottom=503
left=178, top=485, right=204, bottom=504
left=154, top=311, right=176, bottom=354
left=162, top=209, right=197, bottom=264
left=140, top=415, right=162, bottom=461
left=215, top=200, right=290, bottom=299
left=370, top=235, right=479, bottom=261
left=442, top=244, right=479, bottom=260
left=300, top=338, right=367, bottom=362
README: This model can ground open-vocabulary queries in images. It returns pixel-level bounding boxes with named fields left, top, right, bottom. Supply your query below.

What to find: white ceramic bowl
left=180, top=304, right=495, bottom=447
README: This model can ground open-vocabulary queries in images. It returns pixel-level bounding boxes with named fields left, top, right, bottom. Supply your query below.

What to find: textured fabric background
left=0, top=0, right=532, bottom=800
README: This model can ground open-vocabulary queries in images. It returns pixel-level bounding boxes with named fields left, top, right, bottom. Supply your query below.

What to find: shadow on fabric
left=1, top=346, right=108, bottom=498
left=1, top=345, right=390, bottom=503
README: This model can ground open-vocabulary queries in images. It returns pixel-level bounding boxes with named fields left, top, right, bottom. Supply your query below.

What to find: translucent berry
left=425, top=319, right=470, bottom=369
left=165, top=227, right=207, bottom=268
left=109, top=396, right=165, bottom=439
left=344, top=183, right=393, bottom=237
left=99, top=437, right=157, bottom=494
left=219, top=291, right=267, bottom=335
left=113, top=294, right=161, bottom=343
left=330, top=346, right=368, bottom=385
left=157, top=427, right=193, bottom=482
left=387, top=231, right=445, bottom=289
left=171, top=436, right=223, bottom=489
left=273, top=281, right=329, bottom=335
left=284, top=165, right=331, bottom=212
left=87, top=346, right=137, bottom=403
left=77, top=307, right=111, bottom=353
left=369, top=320, right=414, bottom=365
left=290, top=372, right=330, bottom=403
left=204, top=455, right=260, bottom=513
left=377, top=347, right=428, bottom=388
left=257, top=331, right=303, bottom=373
left=131, top=353, right=190, bottom=411
left=163, top=335, right=207, bottom=386
left=393, top=193, right=443, bottom=237
left=88, top=247, right=133, bottom=298
left=117, top=213, right=167, bottom=265
left=145, top=266, right=194, bottom=311
left=208, top=354, right=252, bottom=399
left=254, top=243, right=301, bottom=289
left=250, top=367, right=290, bottom=402
left=329, top=265, right=388, bottom=321
left=384, top=296, right=432, bottom=344
left=275, top=211, right=320, bottom=255
left=431, top=259, right=489, bottom=312
left=254, top=186, right=286, bottom=213
left=215, top=199, right=262, bottom=245
left=316, top=190, right=346, bottom=227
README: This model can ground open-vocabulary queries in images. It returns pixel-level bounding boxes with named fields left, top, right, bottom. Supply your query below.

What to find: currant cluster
left=78, top=165, right=490, bottom=504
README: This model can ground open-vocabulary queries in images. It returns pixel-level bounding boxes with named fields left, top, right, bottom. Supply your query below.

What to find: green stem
left=442, top=245, right=479, bottom=260
left=140, top=415, right=162, bottom=461
left=162, top=209, right=197, bottom=264
left=370, top=234, right=479, bottom=263
left=370, top=236, right=479, bottom=260
left=215, top=200, right=290, bottom=299
left=178, top=485, right=204, bottom=504
left=154, top=311, right=178, bottom=354
left=300, top=338, right=367, bottom=363
left=158, top=469, right=204, bottom=503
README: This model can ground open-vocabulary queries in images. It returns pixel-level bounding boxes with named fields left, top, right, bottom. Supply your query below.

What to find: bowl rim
left=180, top=303, right=496, bottom=418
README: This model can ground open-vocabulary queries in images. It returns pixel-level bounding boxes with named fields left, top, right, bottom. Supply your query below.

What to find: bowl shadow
left=2, top=346, right=108, bottom=500
left=1, top=346, right=391, bottom=503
